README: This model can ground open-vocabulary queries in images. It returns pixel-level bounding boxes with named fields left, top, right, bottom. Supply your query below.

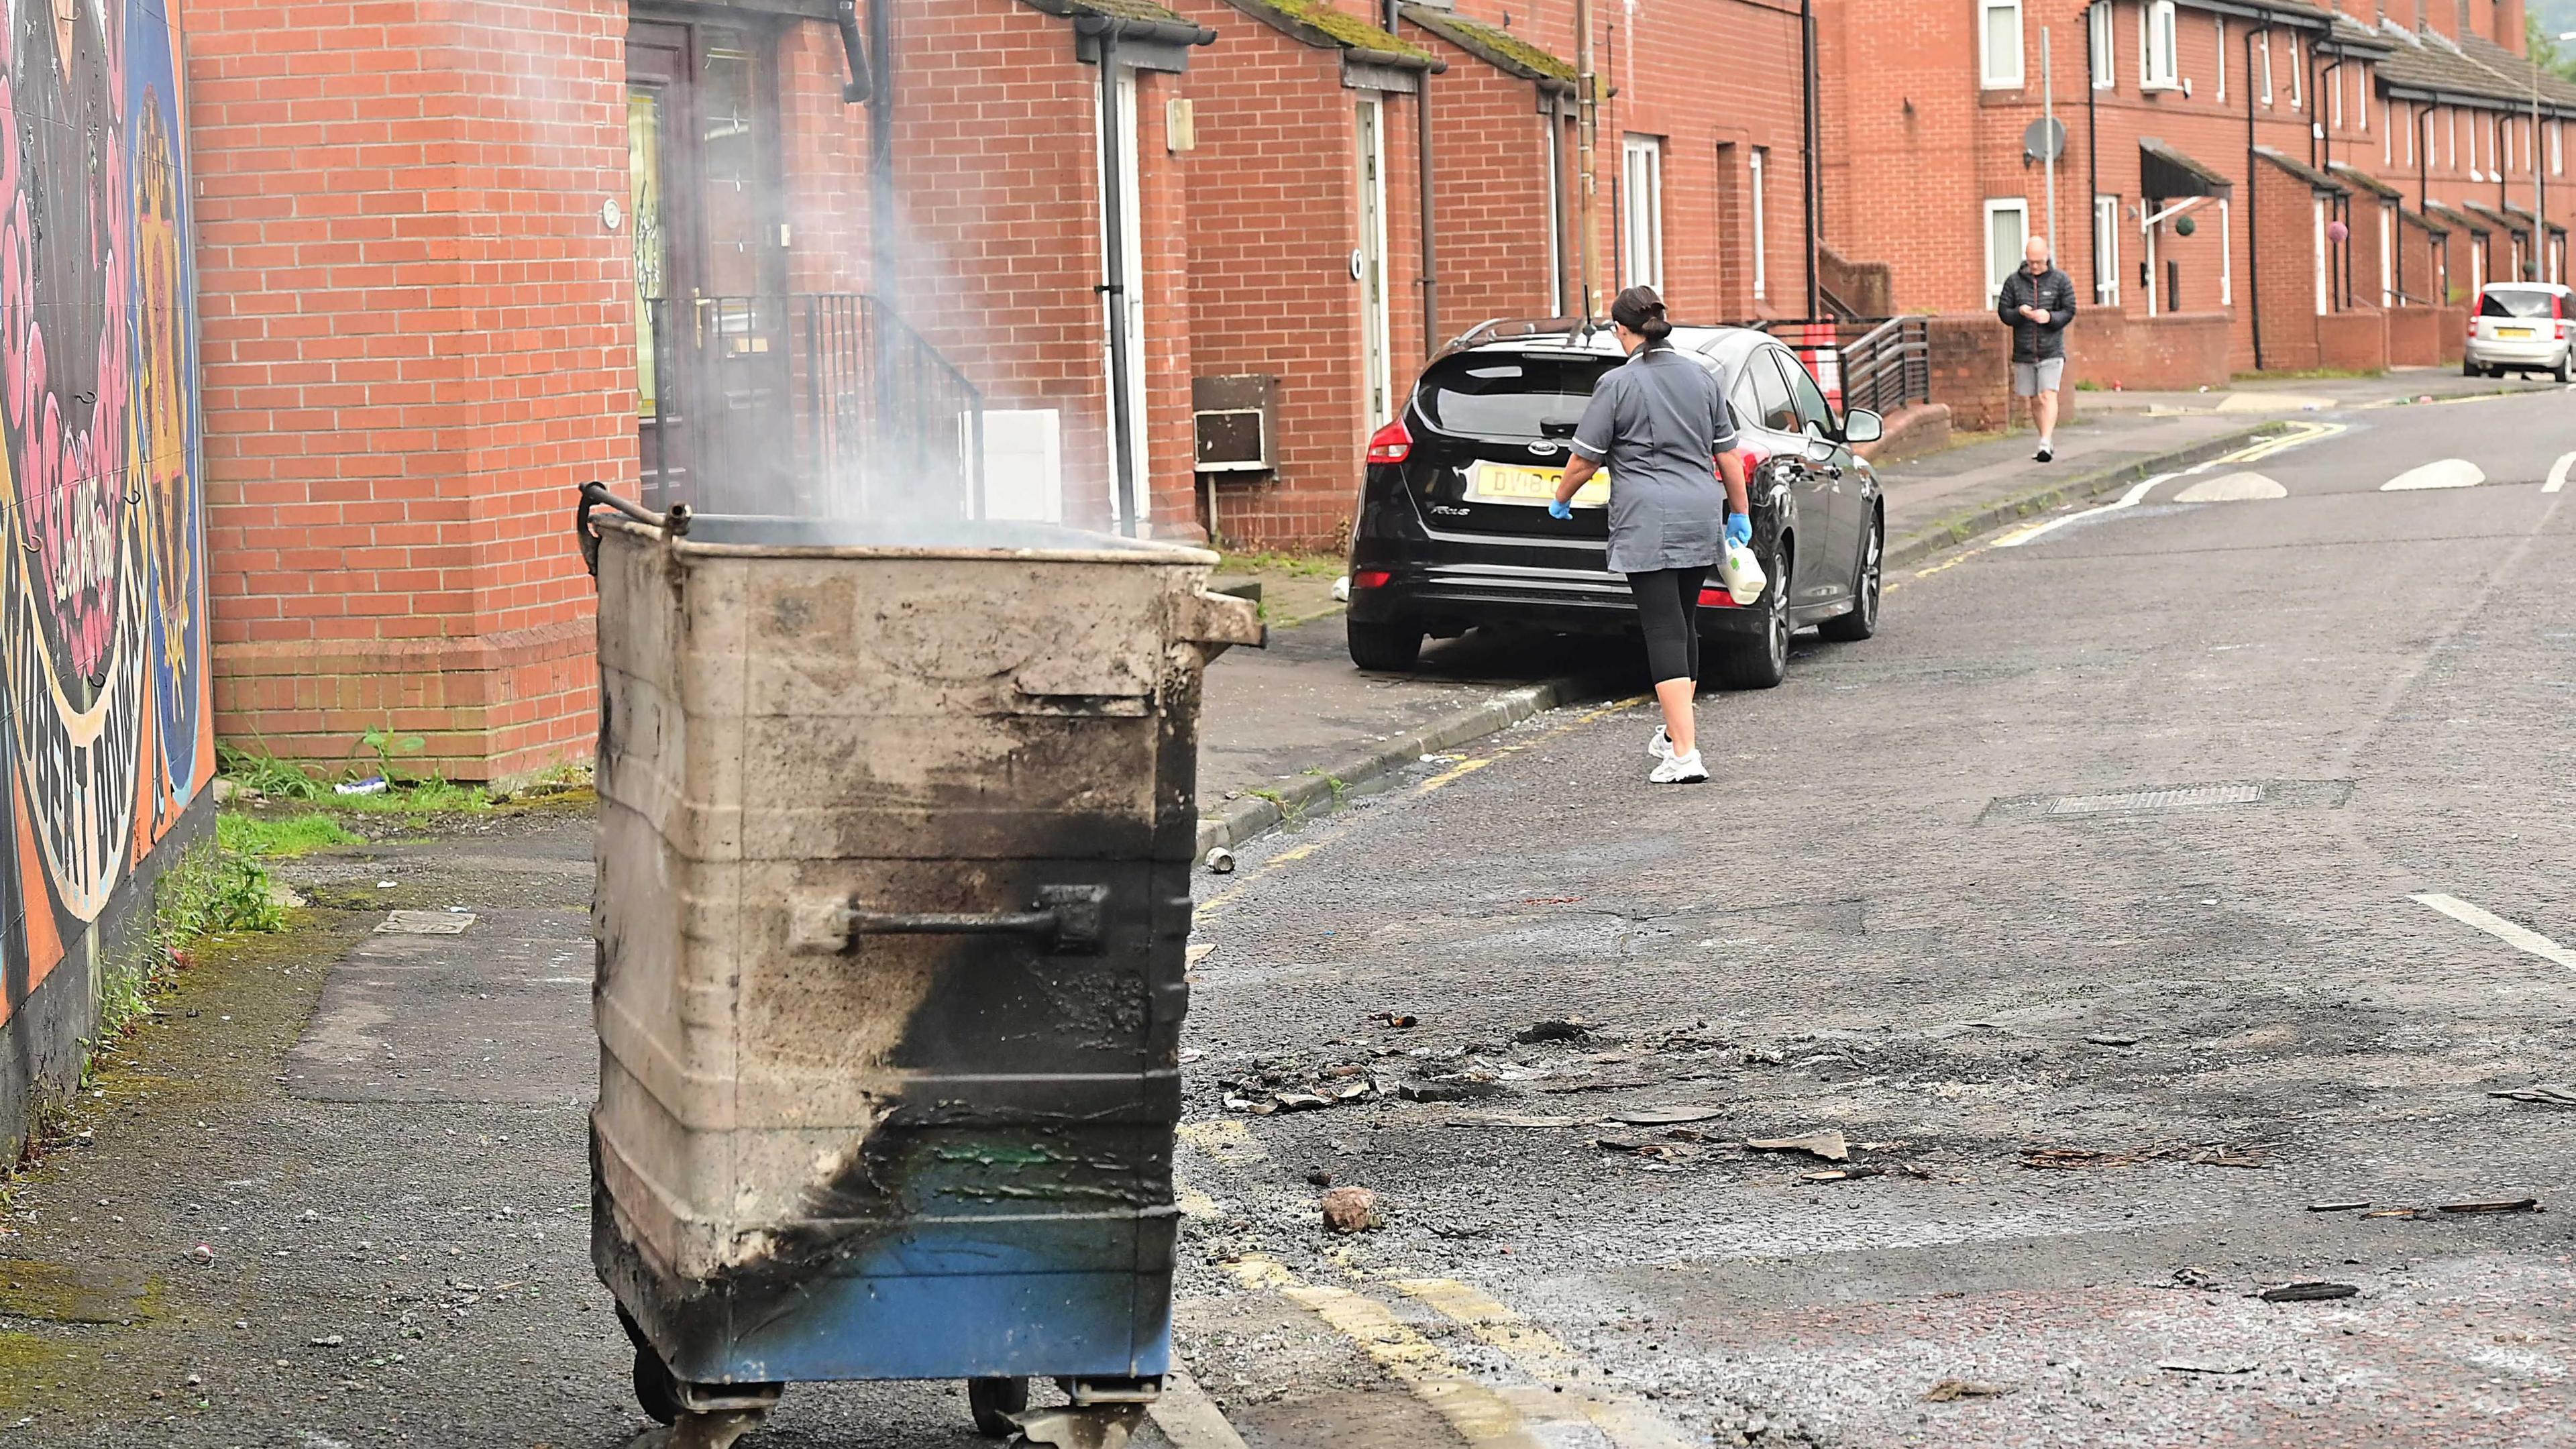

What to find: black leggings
left=1627, top=566, right=1707, bottom=684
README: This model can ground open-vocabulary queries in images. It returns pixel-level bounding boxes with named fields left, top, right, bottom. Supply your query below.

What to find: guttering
left=1062, top=7, right=1218, bottom=48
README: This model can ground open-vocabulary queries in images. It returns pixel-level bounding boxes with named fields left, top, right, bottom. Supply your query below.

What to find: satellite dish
left=2023, top=117, right=2068, bottom=162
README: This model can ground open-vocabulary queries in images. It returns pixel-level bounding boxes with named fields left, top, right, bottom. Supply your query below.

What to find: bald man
left=1996, top=235, right=2078, bottom=462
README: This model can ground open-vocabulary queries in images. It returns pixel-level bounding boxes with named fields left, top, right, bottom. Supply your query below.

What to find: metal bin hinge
left=816, top=884, right=1110, bottom=956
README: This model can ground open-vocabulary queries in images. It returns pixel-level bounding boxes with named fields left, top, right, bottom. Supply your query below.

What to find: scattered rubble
left=1201, top=848, right=1236, bottom=875
left=1320, top=1187, right=1377, bottom=1234
left=2157, top=1361, right=2255, bottom=1375
left=2306, top=1201, right=2371, bottom=1212
left=2084, top=1034, right=2140, bottom=1048
left=2489, top=1084, right=2576, bottom=1107
left=2437, top=1198, right=2540, bottom=1215
left=1515, top=1019, right=1593, bottom=1044
left=1611, top=1106, right=1725, bottom=1126
left=1746, top=1130, right=1849, bottom=1163
left=2257, top=1281, right=2358, bottom=1302
left=1923, top=1379, right=2010, bottom=1401
left=1371, top=1012, right=1417, bottom=1030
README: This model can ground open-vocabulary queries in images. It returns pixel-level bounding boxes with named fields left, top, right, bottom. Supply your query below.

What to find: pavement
left=0, top=376, right=2567, bottom=1448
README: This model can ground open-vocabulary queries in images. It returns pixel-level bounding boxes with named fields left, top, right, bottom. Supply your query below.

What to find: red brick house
left=1398, top=4, right=1580, bottom=327
left=190, top=0, right=1220, bottom=777
left=1813, top=0, right=2576, bottom=406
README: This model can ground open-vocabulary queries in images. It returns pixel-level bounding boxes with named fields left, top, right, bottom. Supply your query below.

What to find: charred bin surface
left=584, top=505, right=1259, bottom=1388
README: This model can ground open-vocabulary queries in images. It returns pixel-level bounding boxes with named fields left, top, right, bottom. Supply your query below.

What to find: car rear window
left=2479, top=287, right=2560, bottom=319
left=1418, top=354, right=1619, bottom=439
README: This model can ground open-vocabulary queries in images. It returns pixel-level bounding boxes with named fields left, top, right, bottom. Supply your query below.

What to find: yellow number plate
left=2499, top=326, right=2534, bottom=339
left=1470, top=462, right=1609, bottom=507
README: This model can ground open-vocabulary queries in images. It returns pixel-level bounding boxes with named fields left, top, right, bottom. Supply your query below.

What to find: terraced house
left=1815, top=0, right=2576, bottom=398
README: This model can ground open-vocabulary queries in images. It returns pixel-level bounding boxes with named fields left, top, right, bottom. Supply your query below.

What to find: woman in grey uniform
left=1551, top=286, right=1752, bottom=784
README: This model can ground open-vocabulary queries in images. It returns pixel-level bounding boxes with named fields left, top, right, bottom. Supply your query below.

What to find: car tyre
left=1346, top=618, right=1424, bottom=672
left=1817, top=510, right=1880, bottom=643
left=1710, top=543, right=1790, bottom=690
left=2463, top=358, right=2481, bottom=377
left=2557, top=351, right=2573, bottom=384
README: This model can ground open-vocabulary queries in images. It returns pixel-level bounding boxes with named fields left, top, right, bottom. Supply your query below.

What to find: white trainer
left=1647, top=725, right=1673, bottom=759
left=1648, top=749, right=1709, bottom=784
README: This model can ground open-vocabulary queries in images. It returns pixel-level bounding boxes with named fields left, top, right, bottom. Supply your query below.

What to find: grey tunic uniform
left=1568, top=343, right=1738, bottom=575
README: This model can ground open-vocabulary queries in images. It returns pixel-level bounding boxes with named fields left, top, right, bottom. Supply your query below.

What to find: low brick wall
left=2385, top=307, right=2444, bottom=367
left=2318, top=310, right=2390, bottom=372
left=2076, top=309, right=2234, bottom=391
left=1927, top=312, right=2087, bottom=433
left=2434, top=305, right=2468, bottom=364
left=1852, top=402, right=1951, bottom=464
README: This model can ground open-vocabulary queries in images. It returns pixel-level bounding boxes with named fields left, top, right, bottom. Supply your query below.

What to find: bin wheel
left=968, top=1376, right=1032, bottom=1436
left=634, top=1342, right=683, bottom=1427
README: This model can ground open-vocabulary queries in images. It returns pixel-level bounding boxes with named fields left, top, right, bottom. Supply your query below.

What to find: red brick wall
left=1925, top=311, right=2013, bottom=431
left=1170, top=2, right=1428, bottom=548
left=2078, top=309, right=2233, bottom=390
left=191, top=0, right=629, bottom=781
left=1407, top=30, right=1565, bottom=331
left=2385, top=303, right=2444, bottom=365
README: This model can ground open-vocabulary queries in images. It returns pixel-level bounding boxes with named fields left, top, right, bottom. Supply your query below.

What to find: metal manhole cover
left=2046, top=784, right=2265, bottom=816
left=1977, top=779, right=2351, bottom=825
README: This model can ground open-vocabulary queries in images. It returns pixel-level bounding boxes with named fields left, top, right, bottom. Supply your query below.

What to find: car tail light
left=1696, top=586, right=1738, bottom=609
left=1365, top=419, right=1411, bottom=466
left=1351, top=570, right=1393, bottom=590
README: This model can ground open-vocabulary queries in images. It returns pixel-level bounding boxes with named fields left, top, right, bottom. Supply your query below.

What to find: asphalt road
left=1174, top=388, right=2576, bottom=1448
left=1, top=388, right=2569, bottom=1448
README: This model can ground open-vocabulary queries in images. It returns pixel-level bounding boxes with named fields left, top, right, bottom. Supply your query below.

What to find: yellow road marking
left=1396, top=1279, right=1698, bottom=1449
left=1228, top=1256, right=1553, bottom=1448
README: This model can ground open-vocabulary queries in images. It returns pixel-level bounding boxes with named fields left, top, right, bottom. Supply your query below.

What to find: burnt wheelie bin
left=576, top=485, right=1260, bottom=1448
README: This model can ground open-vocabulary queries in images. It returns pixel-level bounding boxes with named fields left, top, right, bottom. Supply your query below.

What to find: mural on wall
left=0, top=0, right=212, bottom=1036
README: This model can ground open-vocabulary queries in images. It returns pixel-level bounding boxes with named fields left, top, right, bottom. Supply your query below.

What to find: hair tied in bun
left=1612, top=284, right=1672, bottom=342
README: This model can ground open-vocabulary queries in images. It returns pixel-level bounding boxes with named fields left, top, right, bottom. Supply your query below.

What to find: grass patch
left=217, top=735, right=492, bottom=816
left=217, top=811, right=360, bottom=859
left=2229, top=367, right=2382, bottom=382
left=1218, top=548, right=1344, bottom=578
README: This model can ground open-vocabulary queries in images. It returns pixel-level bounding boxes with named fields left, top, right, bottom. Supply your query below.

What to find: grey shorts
left=2012, top=358, right=2066, bottom=396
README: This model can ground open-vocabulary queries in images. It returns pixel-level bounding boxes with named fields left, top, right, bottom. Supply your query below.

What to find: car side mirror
left=1843, top=408, right=1884, bottom=445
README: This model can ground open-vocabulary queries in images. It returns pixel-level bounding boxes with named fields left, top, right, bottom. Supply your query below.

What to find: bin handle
left=820, top=884, right=1108, bottom=956
left=576, top=481, right=693, bottom=578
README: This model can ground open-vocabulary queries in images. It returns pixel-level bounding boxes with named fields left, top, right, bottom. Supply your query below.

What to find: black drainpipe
left=2245, top=21, right=2265, bottom=370
left=2086, top=3, right=2099, bottom=305
left=1802, top=0, right=1820, bottom=319
left=2320, top=53, right=2345, bottom=310
left=1395, top=1, right=1439, bottom=352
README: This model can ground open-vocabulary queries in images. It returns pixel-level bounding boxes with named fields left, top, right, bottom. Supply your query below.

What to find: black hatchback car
left=1345, top=322, right=1885, bottom=688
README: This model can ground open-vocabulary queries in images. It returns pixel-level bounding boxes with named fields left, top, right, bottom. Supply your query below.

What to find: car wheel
left=2557, top=351, right=2573, bottom=384
left=1710, top=542, right=1790, bottom=690
left=1346, top=618, right=1424, bottom=672
left=1817, top=510, right=1880, bottom=643
left=2463, top=358, right=2480, bottom=377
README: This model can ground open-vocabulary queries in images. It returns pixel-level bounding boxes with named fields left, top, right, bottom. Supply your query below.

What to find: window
left=2219, top=198, right=2233, bottom=305
left=1544, top=118, right=1564, bottom=314
left=2312, top=197, right=2328, bottom=315
left=1747, top=352, right=1799, bottom=433
left=1418, top=353, right=1619, bottom=438
left=1621, top=133, right=1664, bottom=290
left=1750, top=147, right=1770, bottom=299
left=2094, top=195, right=2121, bottom=305
left=1982, top=0, right=2024, bottom=88
left=2142, top=1, right=2178, bottom=89
left=2555, top=120, right=2563, bottom=177
left=2354, top=67, right=2366, bottom=131
left=1986, top=198, right=2030, bottom=303
left=2383, top=99, right=2393, bottom=165
left=2288, top=35, right=2302, bottom=109
left=2259, top=33, right=2273, bottom=106
left=2447, top=107, right=2457, bottom=171
left=2216, top=18, right=2227, bottom=102
left=2090, top=2, right=2114, bottom=89
left=2328, top=63, right=2341, bottom=128
left=1774, top=350, right=1836, bottom=436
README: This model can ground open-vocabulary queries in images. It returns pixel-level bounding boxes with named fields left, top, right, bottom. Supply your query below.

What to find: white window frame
left=2259, top=32, right=2273, bottom=106
left=2353, top=66, right=2366, bottom=132
left=2379, top=205, right=2395, bottom=308
left=1620, top=133, right=1665, bottom=291
left=2447, top=107, right=2457, bottom=171
left=2219, top=197, right=2233, bottom=305
left=1750, top=146, right=1770, bottom=299
left=2554, top=119, right=2564, bottom=178
left=2312, top=197, right=2329, bottom=315
left=2090, top=2, right=2115, bottom=89
left=2328, top=62, right=2341, bottom=129
left=2141, top=0, right=2179, bottom=90
left=1981, top=0, right=2025, bottom=89
left=1985, top=197, right=2031, bottom=305
left=2216, top=18, right=2227, bottom=103
left=2094, top=195, right=2121, bottom=305
left=1544, top=115, right=1565, bottom=315
left=2383, top=99, right=2392, bottom=165
left=2288, top=34, right=2302, bottom=110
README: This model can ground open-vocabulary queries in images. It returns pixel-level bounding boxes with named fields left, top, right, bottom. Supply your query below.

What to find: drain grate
left=1977, top=778, right=2353, bottom=825
left=2047, top=784, right=2265, bottom=816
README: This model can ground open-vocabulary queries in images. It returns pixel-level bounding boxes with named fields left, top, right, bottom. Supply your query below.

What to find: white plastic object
left=1718, top=537, right=1767, bottom=606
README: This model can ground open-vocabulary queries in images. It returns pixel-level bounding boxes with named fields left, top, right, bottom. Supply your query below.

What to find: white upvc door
left=1095, top=65, right=1148, bottom=529
left=2312, top=197, right=2329, bottom=315
left=2379, top=207, right=2394, bottom=307
left=1621, top=134, right=1665, bottom=290
left=1355, top=96, right=1393, bottom=430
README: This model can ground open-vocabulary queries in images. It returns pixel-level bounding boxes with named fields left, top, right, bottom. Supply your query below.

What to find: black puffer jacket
left=1996, top=266, right=2078, bottom=363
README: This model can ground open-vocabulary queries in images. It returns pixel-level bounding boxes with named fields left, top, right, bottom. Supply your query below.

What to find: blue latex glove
left=1548, top=498, right=1573, bottom=521
left=1724, top=512, right=1753, bottom=548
